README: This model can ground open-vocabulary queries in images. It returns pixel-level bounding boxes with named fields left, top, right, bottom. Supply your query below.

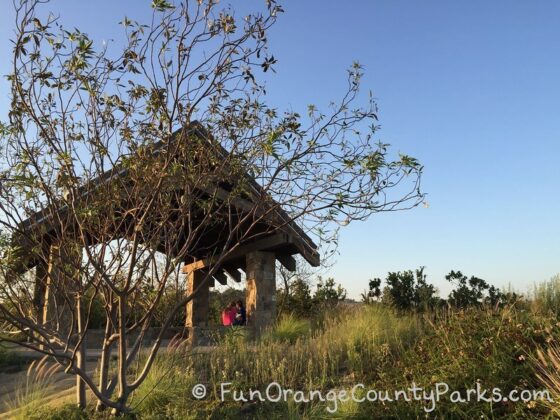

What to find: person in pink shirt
left=221, top=301, right=237, bottom=326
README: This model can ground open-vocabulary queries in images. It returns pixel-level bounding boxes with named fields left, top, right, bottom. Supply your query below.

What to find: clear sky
left=1, top=1, right=559, bottom=299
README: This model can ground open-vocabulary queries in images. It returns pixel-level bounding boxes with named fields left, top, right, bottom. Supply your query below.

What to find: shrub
left=354, top=306, right=556, bottom=418
left=270, top=314, right=310, bottom=344
left=278, top=277, right=348, bottom=319
left=25, top=404, right=87, bottom=420
left=277, top=278, right=315, bottom=318
left=361, top=278, right=382, bottom=304
left=0, top=344, right=22, bottom=370
left=222, top=325, right=250, bottom=349
left=383, top=267, right=438, bottom=312
left=446, top=270, right=516, bottom=308
left=314, top=277, right=347, bottom=303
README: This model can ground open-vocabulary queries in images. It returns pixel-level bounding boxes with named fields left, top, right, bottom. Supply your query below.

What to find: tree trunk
left=76, top=294, right=87, bottom=409
left=115, top=296, right=129, bottom=414
left=95, top=312, right=113, bottom=412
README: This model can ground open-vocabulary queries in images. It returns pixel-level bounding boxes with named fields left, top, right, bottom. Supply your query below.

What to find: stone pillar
left=43, top=240, right=82, bottom=338
left=185, top=268, right=210, bottom=345
left=245, top=251, right=276, bottom=335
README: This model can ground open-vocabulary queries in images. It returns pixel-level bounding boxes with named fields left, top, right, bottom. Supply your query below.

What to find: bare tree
left=0, top=0, right=424, bottom=414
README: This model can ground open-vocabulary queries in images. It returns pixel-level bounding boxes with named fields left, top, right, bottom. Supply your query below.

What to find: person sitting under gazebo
left=221, top=301, right=237, bottom=326
left=233, top=300, right=246, bottom=326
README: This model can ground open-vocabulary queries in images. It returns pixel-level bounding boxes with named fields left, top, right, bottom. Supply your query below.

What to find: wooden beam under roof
left=213, top=271, right=228, bottom=286
left=223, top=266, right=242, bottom=282
left=277, top=254, right=296, bottom=272
left=182, top=232, right=288, bottom=273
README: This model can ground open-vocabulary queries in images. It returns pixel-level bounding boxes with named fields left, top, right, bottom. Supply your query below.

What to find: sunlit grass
left=4, top=356, right=62, bottom=419
left=531, top=273, right=560, bottom=316
left=7, top=278, right=560, bottom=418
left=269, top=313, right=311, bottom=343
left=130, top=336, right=197, bottom=416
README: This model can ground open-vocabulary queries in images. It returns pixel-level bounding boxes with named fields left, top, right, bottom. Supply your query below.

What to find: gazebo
left=8, top=122, right=319, bottom=343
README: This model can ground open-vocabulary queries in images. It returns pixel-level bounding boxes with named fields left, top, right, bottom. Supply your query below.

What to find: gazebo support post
left=245, top=251, right=276, bottom=335
left=185, top=268, right=210, bottom=346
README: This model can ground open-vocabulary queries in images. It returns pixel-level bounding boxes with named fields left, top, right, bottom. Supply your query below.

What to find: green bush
left=0, top=344, right=17, bottom=368
left=382, top=267, right=438, bottom=312
left=221, top=325, right=250, bottom=349
left=270, top=314, right=310, bottom=344
left=25, top=404, right=87, bottom=420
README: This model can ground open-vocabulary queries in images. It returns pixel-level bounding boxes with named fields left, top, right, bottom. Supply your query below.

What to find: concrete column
left=43, top=240, right=82, bottom=338
left=185, top=268, right=210, bottom=345
left=245, top=251, right=276, bottom=334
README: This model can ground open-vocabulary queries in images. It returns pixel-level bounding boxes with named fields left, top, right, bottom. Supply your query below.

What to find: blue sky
left=1, top=1, right=559, bottom=299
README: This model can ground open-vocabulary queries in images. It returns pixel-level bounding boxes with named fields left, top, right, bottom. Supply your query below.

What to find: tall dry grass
left=531, top=274, right=560, bottom=316
left=4, top=356, right=62, bottom=419
left=198, top=304, right=419, bottom=392
left=11, top=281, right=560, bottom=418
left=130, top=335, right=197, bottom=415
left=534, top=344, right=560, bottom=416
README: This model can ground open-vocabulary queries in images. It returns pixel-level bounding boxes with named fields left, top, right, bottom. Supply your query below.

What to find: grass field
left=4, top=276, right=560, bottom=419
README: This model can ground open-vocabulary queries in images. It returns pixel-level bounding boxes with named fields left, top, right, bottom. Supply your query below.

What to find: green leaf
left=151, top=0, right=174, bottom=11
